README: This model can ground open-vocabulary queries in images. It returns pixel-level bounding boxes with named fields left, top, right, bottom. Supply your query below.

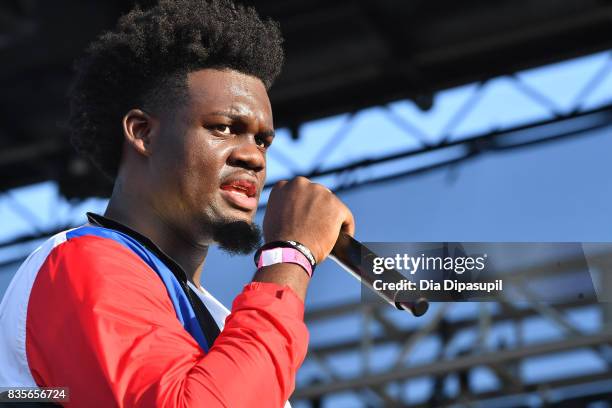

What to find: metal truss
left=292, top=251, right=612, bottom=407
left=262, top=51, right=612, bottom=201
left=3, top=51, right=611, bottom=261
left=1, top=50, right=612, bottom=408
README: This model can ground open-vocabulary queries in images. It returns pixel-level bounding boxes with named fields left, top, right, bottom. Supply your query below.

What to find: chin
left=225, top=208, right=256, bottom=223
left=210, top=214, right=263, bottom=255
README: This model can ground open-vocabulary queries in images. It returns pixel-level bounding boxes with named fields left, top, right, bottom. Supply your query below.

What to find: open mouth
left=220, top=179, right=257, bottom=197
left=219, top=179, right=258, bottom=210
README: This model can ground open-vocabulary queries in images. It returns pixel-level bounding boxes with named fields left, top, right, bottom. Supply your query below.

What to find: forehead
left=184, top=68, right=272, bottom=124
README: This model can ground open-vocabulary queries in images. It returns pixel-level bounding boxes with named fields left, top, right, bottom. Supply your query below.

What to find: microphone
left=330, top=232, right=429, bottom=317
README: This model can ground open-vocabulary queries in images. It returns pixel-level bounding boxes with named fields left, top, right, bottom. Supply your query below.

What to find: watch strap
left=256, top=247, right=313, bottom=277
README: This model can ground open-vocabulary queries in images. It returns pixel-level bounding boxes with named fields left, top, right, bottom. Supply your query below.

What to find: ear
left=122, top=109, right=157, bottom=157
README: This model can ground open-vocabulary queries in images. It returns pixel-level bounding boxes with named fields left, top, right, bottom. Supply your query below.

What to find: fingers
left=313, top=182, right=354, bottom=238
left=303, top=179, right=355, bottom=238
left=271, top=179, right=288, bottom=192
left=265, top=176, right=356, bottom=261
left=341, top=205, right=355, bottom=237
left=287, top=177, right=355, bottom=237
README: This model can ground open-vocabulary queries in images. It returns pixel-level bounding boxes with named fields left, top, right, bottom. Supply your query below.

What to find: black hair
left=68, top=0, right=283, bottom=179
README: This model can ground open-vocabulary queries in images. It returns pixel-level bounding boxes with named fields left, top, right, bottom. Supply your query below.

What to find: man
left=0, top=0, right=354, bottom=406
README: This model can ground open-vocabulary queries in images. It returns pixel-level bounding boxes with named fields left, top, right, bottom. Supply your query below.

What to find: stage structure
left=1, top=0, right=611, bottom=197
left=0, top=1, right=611, bottom=406
left=293, top=250, right=612, bottom=407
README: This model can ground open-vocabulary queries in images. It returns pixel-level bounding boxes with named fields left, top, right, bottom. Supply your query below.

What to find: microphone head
left=395, top=298, right=429, bottom=316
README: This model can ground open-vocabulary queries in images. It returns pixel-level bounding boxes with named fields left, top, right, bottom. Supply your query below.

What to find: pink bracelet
left=256, top=247, right=313, bottom=277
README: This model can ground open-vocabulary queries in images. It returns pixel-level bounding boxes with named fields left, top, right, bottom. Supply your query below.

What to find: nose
left=227, top=138, right=265, bottom=172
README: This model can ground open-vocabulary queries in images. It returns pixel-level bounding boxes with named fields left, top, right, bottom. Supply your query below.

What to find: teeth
left=221, top=182, right=253, bottom=198
left=229, top=189, right=248, bottom=197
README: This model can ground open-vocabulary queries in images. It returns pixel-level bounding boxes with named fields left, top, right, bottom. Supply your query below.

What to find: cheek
left=150, top=134, right=186, bottom=190
left=180, top=134, right=225, bottom=198
left=184, top=150, right=214, bottom=192
left=150, top=128, right=211, bottom=202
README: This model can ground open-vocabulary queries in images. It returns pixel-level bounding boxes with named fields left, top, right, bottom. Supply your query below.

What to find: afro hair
left=68, top=0, right=284, bottom=180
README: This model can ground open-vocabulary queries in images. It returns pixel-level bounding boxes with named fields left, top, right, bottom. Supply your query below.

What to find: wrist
left=255, top=246, right=314, bottom=277
left=252, top=263, right=309, bottom=301
left=255, top=240, right=317, bottom=273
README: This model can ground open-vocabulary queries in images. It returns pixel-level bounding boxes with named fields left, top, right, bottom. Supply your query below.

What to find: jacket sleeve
left=25, top=235, right=309, bottom=407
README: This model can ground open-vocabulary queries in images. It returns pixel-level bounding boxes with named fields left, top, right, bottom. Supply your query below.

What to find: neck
left=104, top=180, right=209, bottom=287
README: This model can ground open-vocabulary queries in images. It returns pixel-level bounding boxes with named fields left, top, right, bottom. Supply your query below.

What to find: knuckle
left=293, top=176, right=310, bottom=184
left=312, top=182, right=332, bottom=196
left=273, top=180, right=288, bottom=189
left=347, top=210, right=355, bottom=222
left=338, top=201, right=353, bottom=218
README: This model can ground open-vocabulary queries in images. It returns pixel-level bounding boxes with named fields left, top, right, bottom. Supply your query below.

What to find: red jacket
left=0, top=215, right=309, bottom=407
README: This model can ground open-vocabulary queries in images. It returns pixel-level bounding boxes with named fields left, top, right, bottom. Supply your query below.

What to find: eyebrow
left=207, top=111, right=275, bottom=137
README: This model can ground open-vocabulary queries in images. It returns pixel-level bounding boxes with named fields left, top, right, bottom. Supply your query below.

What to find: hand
left=263, top=177, right=355, bottom=264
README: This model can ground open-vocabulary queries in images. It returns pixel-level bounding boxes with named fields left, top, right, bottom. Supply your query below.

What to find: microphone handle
left=329, top=232, right=429, bottom=317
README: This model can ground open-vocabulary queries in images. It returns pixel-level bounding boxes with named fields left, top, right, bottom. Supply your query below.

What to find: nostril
left=228, top=145, right=265, bottom=172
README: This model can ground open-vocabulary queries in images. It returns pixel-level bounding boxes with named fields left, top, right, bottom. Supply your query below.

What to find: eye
left=255, top=134, right=273, bottom=149
left=212, top=124, right=232, bottom=135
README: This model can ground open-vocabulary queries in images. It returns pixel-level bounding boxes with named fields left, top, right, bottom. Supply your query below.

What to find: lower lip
left=220, top=189, right=258, bottom=210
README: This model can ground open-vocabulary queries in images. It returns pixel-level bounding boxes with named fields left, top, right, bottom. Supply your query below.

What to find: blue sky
left=1, top=50, right=611, bottom=407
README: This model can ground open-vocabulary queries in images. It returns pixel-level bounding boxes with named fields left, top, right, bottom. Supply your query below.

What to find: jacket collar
left=86, top=212, right=188, bottom=284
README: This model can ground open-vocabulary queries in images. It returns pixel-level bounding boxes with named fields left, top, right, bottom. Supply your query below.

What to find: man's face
left=149, top=68, right=274, bottom=244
